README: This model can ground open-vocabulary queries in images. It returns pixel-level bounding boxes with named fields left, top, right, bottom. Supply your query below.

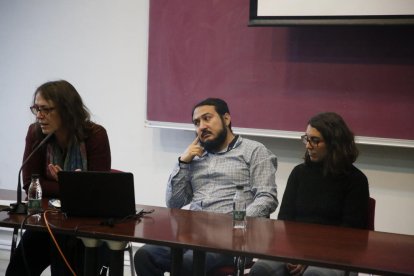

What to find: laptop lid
left=58, top=171, right=136, bottom=218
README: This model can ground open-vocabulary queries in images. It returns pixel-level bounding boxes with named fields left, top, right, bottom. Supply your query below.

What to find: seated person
left=250, top=112, right=369, bottom=276
left=134, top=98, right=278, bottom=276
left=6, top=80, right=111, bottom=276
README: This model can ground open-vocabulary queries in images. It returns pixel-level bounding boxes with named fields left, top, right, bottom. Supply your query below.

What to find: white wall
left=0, top=1, right=413, bottom=236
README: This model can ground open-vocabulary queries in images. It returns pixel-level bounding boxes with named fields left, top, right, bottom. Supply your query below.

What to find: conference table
left=1, top=195, right=414, bottom=275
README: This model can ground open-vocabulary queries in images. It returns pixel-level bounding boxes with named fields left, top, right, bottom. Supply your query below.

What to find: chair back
left=367, top=197, right=376, bottom=231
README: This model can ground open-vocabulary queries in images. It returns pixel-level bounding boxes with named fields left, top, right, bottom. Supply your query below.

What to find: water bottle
left=233, top=185, right=246, bottom=229
left=27, top=174, right=42, bottom=215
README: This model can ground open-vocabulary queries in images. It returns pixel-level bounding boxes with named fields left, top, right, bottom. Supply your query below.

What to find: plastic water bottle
left=27, top=174, right=42, bottom=215
left=233, top=185, right=246, bottom=229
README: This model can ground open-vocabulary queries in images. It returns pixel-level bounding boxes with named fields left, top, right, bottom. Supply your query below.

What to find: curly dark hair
left=305, top=112, right=359, bottom=176
left=32, top=80, right=91, bottom=141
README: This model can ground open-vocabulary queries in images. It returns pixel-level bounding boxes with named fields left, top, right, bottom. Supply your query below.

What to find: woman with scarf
left=6, top=80, right=111, bottom=275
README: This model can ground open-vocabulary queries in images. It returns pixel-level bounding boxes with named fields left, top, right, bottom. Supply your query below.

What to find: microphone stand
left=9, top=132, right=54, bottom=214
left=9, top=168, right=28, bottom=214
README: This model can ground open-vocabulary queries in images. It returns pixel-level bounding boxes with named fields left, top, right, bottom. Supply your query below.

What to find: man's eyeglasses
left=301, top=135, right=323, bottom=147
left=30, top=105, right=55, bottom=116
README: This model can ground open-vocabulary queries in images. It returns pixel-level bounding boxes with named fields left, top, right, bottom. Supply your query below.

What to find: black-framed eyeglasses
left=30, top=105, right=55, bottom=116
left=301, top=134, right=323, bottom=147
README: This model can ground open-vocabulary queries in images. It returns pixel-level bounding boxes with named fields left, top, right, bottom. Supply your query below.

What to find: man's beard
left=199, top=122, right=228, bottom=153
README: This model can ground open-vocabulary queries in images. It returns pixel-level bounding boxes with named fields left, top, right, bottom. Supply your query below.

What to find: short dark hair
left=305, top=112, right=359, bottom=176
left=33, top=80, right=91, bottom=141
left=191, top=98, right=232, bottom=130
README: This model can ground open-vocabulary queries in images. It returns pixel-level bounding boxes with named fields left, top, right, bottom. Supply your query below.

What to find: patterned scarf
left=46, top=137, right=88, bottom=172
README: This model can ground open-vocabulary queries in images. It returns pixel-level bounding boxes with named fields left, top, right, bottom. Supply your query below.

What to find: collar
left=227, top=135, right=239, bottom=151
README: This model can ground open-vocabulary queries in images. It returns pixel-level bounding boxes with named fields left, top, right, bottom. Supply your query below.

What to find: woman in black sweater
left=250, top=112, right=369, bottom=276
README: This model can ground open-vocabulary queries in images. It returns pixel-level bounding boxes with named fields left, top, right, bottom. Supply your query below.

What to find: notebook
left=58, top=171, right=136, bottom=218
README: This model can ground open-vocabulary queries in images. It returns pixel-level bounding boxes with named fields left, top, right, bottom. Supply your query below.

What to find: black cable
left=46, top=209, right=154, bottom=236
left=99, top=208, right=155, bottom=227
left=0, top=205, right=12, bottom=212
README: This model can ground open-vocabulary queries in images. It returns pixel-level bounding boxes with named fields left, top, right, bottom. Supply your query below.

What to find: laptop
left=58, top=171, right=136, bottom=218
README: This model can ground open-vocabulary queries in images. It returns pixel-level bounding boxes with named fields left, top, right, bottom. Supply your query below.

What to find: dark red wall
left=147, top=0, right=414, bottom=140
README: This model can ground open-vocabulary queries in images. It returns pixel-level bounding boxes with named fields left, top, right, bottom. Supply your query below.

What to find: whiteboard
left=251, top=0, right=414, bottom=25
left=258, top=0, right=414, bottom=16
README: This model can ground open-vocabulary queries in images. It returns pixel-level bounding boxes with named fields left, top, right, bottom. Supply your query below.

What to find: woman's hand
left=48, top=164, right=63, bottom=181
left=48, top=164, right=82, bottom=181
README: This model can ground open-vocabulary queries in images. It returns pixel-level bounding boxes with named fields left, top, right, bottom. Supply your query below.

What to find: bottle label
left=233, top=210, right=246, bottom=221
left=28, top=199, right=42, bottom=211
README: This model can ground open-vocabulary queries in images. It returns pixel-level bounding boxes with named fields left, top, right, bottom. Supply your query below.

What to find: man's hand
left=286, top=263, right=307, bottom=276
left=179, top=137, right=204, bottom=163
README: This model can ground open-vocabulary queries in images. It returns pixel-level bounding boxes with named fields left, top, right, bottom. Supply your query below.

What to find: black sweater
left=278, top=162, right=369, bottom=229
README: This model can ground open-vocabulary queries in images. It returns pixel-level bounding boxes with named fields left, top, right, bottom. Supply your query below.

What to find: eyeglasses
left=301, top=134, right=323, bottom=147
left=30, top=105, right=55, bottom=116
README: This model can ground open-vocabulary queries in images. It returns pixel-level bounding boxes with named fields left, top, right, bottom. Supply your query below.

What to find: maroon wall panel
left=147, top=0, right=414, bottom=140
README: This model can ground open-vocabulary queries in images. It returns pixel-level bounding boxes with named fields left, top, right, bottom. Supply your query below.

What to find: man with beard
left=134, top=98, right=278, bottom=276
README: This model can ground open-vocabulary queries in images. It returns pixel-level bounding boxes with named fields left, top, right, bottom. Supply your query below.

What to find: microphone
left=10, top=132, right=54, bottom=214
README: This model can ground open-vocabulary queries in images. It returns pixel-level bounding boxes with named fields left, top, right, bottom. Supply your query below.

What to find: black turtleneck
left=278, top=162, right=369, bottom=229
